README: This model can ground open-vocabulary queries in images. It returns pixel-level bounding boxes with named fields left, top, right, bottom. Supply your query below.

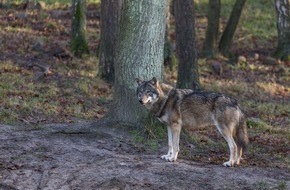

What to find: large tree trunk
left=174, top=0, right=200, bottom=90
left=98, top=0, right=122, bottom=83
left=218, top=0, right=246, bottom=57
left=275, top=0, right=290, bottom=60
left=110, top=0, right=167, bottom=124
left=202, top=0, right=221, bottom=58
left=71, top=0, right=89, bottom=57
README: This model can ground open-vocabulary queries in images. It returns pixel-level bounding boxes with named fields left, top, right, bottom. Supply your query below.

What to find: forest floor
left=0, top=122, right=289, bottom=190
left=0, top=1, right=289, bottom=190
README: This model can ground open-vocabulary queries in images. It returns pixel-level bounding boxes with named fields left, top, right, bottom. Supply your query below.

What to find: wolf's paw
left=161, top=153, right=172, bottom=160
left=223, top=161, right=234, bottom=167
left=161, top=155, right=169, bottom=159
left=161, top=152, right=178, bottom=162
left=234, top=159, right=240, bottom=165
left=165, top=156, right=176, bottom=162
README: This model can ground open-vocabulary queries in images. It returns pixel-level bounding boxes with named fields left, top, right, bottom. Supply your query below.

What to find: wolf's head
left=135, top=77, right=161, bottom=107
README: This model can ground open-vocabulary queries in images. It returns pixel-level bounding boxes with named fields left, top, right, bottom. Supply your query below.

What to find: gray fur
left=136, top=77, right=249, bottom=167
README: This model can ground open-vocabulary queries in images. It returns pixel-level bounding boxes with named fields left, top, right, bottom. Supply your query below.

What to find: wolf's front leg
left=165, top=123, right=181, bottom=162
left=161, top=126, right=173, bottom=160
left=223, top=135, right=237, bottom=167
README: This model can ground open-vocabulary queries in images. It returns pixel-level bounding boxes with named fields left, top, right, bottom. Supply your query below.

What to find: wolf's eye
left=147, top=91, right=154, bottom=96
left=146, top=90, right=151, bottom=94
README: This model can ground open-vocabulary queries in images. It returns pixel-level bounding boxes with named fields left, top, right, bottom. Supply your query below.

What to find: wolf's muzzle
left=139, top=100, right=144, bottom=104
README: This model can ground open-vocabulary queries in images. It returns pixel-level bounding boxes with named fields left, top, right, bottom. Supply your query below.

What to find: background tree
left=109, top=0, right=167, bottom=124
left=173, top=0, right=199, bottom=90
left=163, top=0, right=174, bottom=71
left=71, top=0, right=89, bottom=57
left=274, top=0, right=290, bottom=60
left=202, top=0, right=221, bottom=58
left=98, top=0, right=122, bottom=82
left=218, top=0, right=247, bottom=57
left=0, top=0, right=7, bottom=6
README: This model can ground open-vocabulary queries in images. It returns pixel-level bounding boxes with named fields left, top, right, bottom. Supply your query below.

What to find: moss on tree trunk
left=71, top=0, right=89, bottom=57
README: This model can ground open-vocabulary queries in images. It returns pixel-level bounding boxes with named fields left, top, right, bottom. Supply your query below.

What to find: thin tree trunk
left=274, top=0, right=290, bottom=60
left=71, top=0, right=89, bottom=57
left=218, top=0, right=246, bottom=57
left=164, top=0, right=173, bottom=70
left=110, top=0, right=167, bottom=124
left=174, top=0, right=200, bottom=90
left=0, top=0, right=7, bottom=6
left=164, top=27, right=173, bottom=70
left=202, top=0, right=221, bottom=58
left=98, top=0, right=122, bottom=83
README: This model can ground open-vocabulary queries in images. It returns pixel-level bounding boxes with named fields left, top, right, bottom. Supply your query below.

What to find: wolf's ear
left=135, top=78, right=143, bottom=85
left=149, top=77, right=158, bottom=85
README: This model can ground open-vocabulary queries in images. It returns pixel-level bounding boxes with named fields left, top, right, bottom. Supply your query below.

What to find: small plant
left=277, top=181, right=287, bottom=190
left=255, top=181, right=268, bottom=190
left=142, top=114, right=166, bottom=140
left=130, top=114, right=166, bottom=151
left=45, top=22, right=58, bottom=30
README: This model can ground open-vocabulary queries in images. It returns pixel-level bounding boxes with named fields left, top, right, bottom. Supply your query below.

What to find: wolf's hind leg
left=161, top=126, right=173, bottom=159
left=235, top=144, right=242, bottom=165
left=215, top=122, right=238, bottom=167
left=222, top=135, right=238, bottom=167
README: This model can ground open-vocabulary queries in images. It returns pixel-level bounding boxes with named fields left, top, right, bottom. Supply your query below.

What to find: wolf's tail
left=236, top=110, right=249, bottom=151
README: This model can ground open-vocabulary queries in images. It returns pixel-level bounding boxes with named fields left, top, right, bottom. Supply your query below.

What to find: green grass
left=8, top=0, right=100, bottom=5
left=277, top=181, right=287, bottom=190
left=247, top=118, right=272, bottom=131
left=0, top=58, right=111, bottom=125
left=255, top=181, right=269, bottom=190
left=129, top=114, right=167, bottom=151
left=198, top=0, right=277, bottom=41
left=242, top=0, right=276, bottom=39
left=254, top=180, right=287, bottom=190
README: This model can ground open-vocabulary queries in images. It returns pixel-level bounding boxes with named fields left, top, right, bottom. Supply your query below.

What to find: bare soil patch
left=0, top=122, right=289, bottom=190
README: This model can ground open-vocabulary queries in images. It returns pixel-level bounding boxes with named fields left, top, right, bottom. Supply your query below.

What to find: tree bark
left=202, top=0, right=221, bottom=58
left=110, top=0, right=167, bottom=124
left=164, top=27, right=173, bottom=70
left=218, top=0, right=246, bottom=57
left=164, top=0, right=173, bottom=70
left=275, top=0, right=290, bottom=60
left=174, top=0, right=200, bottom=90
left=98, top=0, right=122, bottom=83
left=71, top=0, right=89, bottom=57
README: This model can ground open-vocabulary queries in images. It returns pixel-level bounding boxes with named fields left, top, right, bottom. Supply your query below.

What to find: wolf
left=136, top=77, right=249, bottom=167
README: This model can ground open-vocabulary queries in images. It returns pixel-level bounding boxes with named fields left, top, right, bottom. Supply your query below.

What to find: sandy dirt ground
left=0, top=122, right=289, bottom=190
